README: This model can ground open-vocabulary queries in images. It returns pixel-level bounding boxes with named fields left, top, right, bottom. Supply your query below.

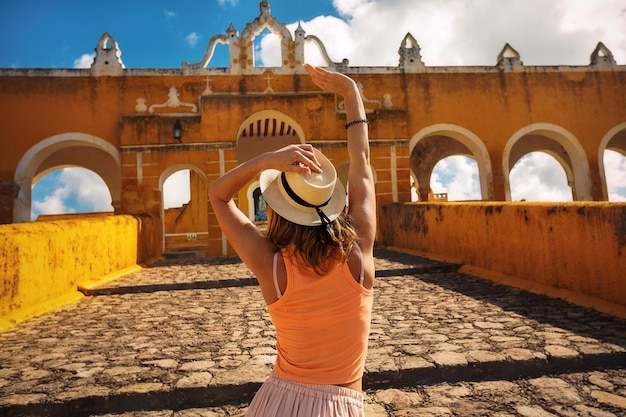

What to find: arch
left=409, top=124, right=493, bottom=201
left=240, top=5, right=293, bottom=70
left=235, top=110, right=305, bottom=234
left=503, top=123, right=591, bottom=201
left=13, top=133, right=120, bottom=223
left=236, top=109, right=305, bottom=163
left=598, top=122, right=626, bottom=200
left=159, top=164, right=208, bottom=254
left=158, top=163, right=207, bottom=191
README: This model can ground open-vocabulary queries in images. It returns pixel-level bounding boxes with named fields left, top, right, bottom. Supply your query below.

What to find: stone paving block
left=1, top=248, right=625, bottom=416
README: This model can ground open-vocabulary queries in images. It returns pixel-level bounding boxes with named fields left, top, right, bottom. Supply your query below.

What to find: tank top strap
left=272, top=251, right=282, bottom=299
left=353, top=242, right=365, bottom=286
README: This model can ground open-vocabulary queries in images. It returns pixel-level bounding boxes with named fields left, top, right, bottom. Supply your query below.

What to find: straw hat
left=260, top=147, right=346, bottom=227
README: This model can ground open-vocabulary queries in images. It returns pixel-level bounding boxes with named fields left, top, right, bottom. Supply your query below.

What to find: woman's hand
left=305, top=64, right=358, bottom=97
left=268, top=143, right=323, bottom=174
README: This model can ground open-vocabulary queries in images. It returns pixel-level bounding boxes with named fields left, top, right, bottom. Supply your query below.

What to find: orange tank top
left=268, top=245, right=374, bottom=385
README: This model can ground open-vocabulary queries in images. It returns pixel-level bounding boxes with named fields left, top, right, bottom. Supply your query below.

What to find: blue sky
left=2, top=0, right=624, bottom=218
left=1, top=0, right=339, bottom=69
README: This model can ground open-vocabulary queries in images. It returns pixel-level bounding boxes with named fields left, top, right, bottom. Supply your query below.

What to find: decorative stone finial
left=590, top=42, right=616, bottom=68
left=399, top=33, right=424, bottom=69
left=91, top=32, right=125, bottom=76
left=260, top=0, right=270, bottom=15
left=295, top=22, right=305, bottom=39
left=496, top=43, right=523, bottom=70
left=226, top=23, right=238, bottom=39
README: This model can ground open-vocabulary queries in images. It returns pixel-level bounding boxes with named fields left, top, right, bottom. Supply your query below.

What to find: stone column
left=0, top=180, right=19, bottom=224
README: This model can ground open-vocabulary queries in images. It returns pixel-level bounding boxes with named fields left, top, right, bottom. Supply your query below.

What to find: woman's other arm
left=305, top=64, right=376, bottom=250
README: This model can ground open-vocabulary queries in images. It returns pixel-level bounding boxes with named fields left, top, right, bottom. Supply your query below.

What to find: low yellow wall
left=379, top=202, right=626, bottom=317
left=0, top=214, right=161, bottom=330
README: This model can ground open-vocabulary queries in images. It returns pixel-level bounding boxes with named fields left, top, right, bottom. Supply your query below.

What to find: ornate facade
left=1, top=1, right=624, bottom=256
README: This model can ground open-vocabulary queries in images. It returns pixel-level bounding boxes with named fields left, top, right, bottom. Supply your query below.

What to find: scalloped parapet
left=85, top=1, right=622, bottom=77
left=304, top=34, right=349, bottom=71
left=182, top=33, right=230, bottom=73
left=91, top=32, right=125, bottom=76
left=183, top=0, right=347, bottom=74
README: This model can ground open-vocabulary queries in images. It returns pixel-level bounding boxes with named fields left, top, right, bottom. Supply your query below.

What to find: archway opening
left=603, top=149, right=626, bottom=202
left=431, top=156, right=480, bottom=201
left=31, top=167, right=112, bottom=221
left=409, top=125, right=493, bottom=201
left=504, top=124, right=591, bottom=201
left=162, top=168, right=208, bottom=254
left=510, top=152, right=572, bottom=201
left=254, top=27, right=281, bottom=67
left=163, top=170, right=190, bottom=210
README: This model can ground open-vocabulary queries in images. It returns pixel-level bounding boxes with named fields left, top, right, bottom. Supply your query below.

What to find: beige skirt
left=246, top=373, right=365, bottom=417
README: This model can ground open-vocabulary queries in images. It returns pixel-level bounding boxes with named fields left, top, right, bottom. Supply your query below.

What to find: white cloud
left=510, top=153, right=573, bottom=202
left=309, top=0, right=626, bottom=66
left=164, top=9, right=176, bottom=19
left=58, top=169, right=112, bottom=210
left=257, top=29, right=281, bottom=67
left=296, top=16, right=354, bottom=65
left=431, top=156, right=481, bottom=201
left=32, top=186, right=72, bottom=218
left=255, top=17, right=354, bottom=67
left=186, top=32, right=200, bottom=48
left=73, top=53, right=95, bottom=68
left=31, top=168, right=112, bottom=220
left=163, top=170, right=190, bottom=209
left=218, top=0, right=238, bottom=6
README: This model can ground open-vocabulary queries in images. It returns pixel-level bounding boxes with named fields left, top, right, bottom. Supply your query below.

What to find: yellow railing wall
left=379, top=202, right=626, bottom=318
left=0, top=214, right=161, bottom=330
left=3, top=203, right=624, bottom=330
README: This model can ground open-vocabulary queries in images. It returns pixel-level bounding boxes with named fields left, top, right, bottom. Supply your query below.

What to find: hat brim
left=260, top=169, right=346, bottom=227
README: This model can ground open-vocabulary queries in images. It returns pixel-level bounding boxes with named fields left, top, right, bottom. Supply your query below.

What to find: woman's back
left=269, top=245, right=373, bottom=385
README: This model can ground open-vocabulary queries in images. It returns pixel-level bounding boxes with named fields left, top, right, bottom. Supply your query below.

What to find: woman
left=209, top=64, right=376, bottom=416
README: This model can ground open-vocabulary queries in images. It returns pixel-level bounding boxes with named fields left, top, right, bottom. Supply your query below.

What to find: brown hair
left=266, top=207, right=357, bottom=275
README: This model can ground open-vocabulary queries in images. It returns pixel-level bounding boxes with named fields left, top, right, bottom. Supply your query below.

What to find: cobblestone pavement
left=1, top=248, right=625, bottom=416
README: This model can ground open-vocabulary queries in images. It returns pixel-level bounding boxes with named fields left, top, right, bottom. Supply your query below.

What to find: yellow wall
left=379, top=202, right=626, bottom=317
left=1, top=67, right=624, bottom=225
left=0, top=214, right=161, bottom=330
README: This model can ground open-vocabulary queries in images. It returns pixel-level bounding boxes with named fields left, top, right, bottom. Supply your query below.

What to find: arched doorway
left=235, top=110, right=305, bottom=226
left=159, top=165, right=208, bottom=255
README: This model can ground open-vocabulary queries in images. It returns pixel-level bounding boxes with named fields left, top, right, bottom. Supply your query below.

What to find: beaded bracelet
left=345, top=119, right=369, bottom=129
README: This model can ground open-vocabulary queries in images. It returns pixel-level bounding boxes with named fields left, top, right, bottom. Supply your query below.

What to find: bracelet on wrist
left=345, top=119, right=369, bottom=129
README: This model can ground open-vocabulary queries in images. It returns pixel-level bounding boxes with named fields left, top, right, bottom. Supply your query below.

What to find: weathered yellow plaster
left=0, top=214, right=160, bottom=331
left=380, top=202, right=626, bottom=318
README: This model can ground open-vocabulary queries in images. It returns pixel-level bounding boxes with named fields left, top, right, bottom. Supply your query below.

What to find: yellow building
left=1, top=0, right=624, bottom=258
